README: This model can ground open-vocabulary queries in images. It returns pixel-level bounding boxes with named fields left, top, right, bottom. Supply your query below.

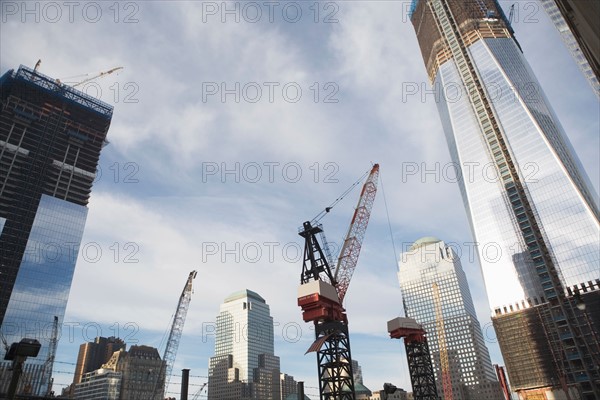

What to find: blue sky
left=1, top=1, right=599, bottom=398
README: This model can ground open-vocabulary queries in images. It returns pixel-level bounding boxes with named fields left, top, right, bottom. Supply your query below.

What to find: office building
left=72, top=368, right=122, bottom=400
left=0, top=65, right=113, bottom=395
left=541, top=0, right=599, bottom=96
left=280, top=373, right=297, bottom=400
left=408, top=1, right=600, bottom=397
left=207, top=289, right=281, bottom=400
left=398, top=237, right=504, bottom=400
left=102, top=345, right=165, bottom=400
left=74, top=337, right=126, bottom=384
left=352, top=360, right=372, bottom=398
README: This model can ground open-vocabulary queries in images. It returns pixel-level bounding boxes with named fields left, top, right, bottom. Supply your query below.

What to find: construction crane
left=508, top=4, right=515, bottom=24
left=72, top=67, right=123, bottom=87
left=387, top=317, right=438, bottom=400
left=432, top=282, right=453, bottom=400
left=192, top=382, right=207, bottom=400
left=55, top=66, right=124, bottom=87
left=298, top=164, right=379, bottom=400
left=153, top=270, right=198, bottom=398
left=40, top=316, right=59, bottom=396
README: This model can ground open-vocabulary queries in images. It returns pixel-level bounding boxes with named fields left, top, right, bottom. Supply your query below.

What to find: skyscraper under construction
left=0, top=65, right=113, bottom=395
left=408, top=1, right=600, bottom=398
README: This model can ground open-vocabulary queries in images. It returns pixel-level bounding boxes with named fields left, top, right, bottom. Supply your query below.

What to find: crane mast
left=298, top=164, right=379, bottom=400
left=388, top=317, right=438, bottom=400
left=153, top=270, right=197, bottom=398
left=433, top=282, right=453, bottom=400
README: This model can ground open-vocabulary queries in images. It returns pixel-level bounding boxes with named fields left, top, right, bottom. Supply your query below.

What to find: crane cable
left=310, top=166, right=372, bottom=224
left=379, top=169, right=410, bottom=383
left=379, top=169, right=399, bottom=270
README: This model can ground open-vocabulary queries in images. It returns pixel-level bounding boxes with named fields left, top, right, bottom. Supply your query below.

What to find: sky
left=1, top=0, right=599, bottom=398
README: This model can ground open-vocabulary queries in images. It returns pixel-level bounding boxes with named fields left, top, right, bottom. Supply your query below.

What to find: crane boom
left=433, top=283, right=453, bottom=400
left=334, top=164, right=379, bottom=303
left=154, top=270, right=197, bottom=398
left=71, top=67, right=123, bottom=88
left=40, top=316, right=58, bottom=396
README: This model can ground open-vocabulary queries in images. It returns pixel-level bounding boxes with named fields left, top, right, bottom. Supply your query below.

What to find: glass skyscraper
left=0, top=65, right=113, bottom=395
left=208, top=289, right=281, bottom=400
left=540, top=0, right=599, bottom=98
left=398, top=237, right=504, bottom=400
left=409, top=1, right=599, bottom=398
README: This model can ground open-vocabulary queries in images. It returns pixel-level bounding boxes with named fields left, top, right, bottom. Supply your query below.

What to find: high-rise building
left=102, top=345, right=165, bottom=400
left=408, top=1, right=600, bottom=398
left=352, top=359, right=372, bottom=398
left=540, top=0, right=599, bottom=97
left=398, top=237, right=504, bottom=400
left=208, top=289, right=281, bottom=400
left=0, top=65, right=113, bottom=395
left=280, top=373, right=297, bottom=400
left=73, top=337, right=126, bottom=385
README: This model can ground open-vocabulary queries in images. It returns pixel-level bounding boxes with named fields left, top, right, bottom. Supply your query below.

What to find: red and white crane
left=297, top=164, right=379, bottom=399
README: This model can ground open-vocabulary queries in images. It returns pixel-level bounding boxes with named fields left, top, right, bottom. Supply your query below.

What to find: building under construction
left=493, top=281, right=600, bottom=399
left=0, top=65, right=113, bottom=396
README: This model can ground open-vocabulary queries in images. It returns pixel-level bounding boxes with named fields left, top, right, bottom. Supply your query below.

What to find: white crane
left=153, top=270, right=197, bottom=398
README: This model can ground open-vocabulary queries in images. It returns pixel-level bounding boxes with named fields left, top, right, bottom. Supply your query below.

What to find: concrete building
left=73, top=337, right=126, bottom=385
left=369, top=387, right=408, bottom=400
left=72, top=368, right=122, bottom=400
left=408, top=0, right=600, bottom=397
left=0, top=65, right=113, bottom=396
left=208, top=289, right=281, bottom=399
left=280, top=373, right=297, bottom=400
left=398, top=237, right=504, bottom=400
left=102, top=345, right=165, bottom=400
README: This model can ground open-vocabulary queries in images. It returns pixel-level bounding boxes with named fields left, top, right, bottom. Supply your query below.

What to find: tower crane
left=433, top=282, right=453, bottom=400
left=298, top=164, right=379, bottom=400
left=387, top=317, right=438, bottom=400
left=153, top=270, right=198, bottom=398
left=508, top=4, right=516, bottom=25
left=72, top=67, right=123, bottom=87
left=56, top=66, right=124, bottom=87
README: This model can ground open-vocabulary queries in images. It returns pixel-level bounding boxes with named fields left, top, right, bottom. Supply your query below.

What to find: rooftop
left=224, top=289, right=266, bottom=304
left=0, top=65, right=113, bottom=119
left=410, top=236, right=442, bottom=250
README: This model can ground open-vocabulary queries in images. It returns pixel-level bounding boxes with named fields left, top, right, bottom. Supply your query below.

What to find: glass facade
left=434, top=35, right=600, bottom=309
left=0, top=195, right=87, bottom=394
left=410, top=1, right=600, bottom=397
left=399, top=238, right=504, bottom=400
left=540, top=0, right=600, bottom=97
left=208, top=290, right=280, bottom=400
left=0, top=65, right=112, bottom=396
